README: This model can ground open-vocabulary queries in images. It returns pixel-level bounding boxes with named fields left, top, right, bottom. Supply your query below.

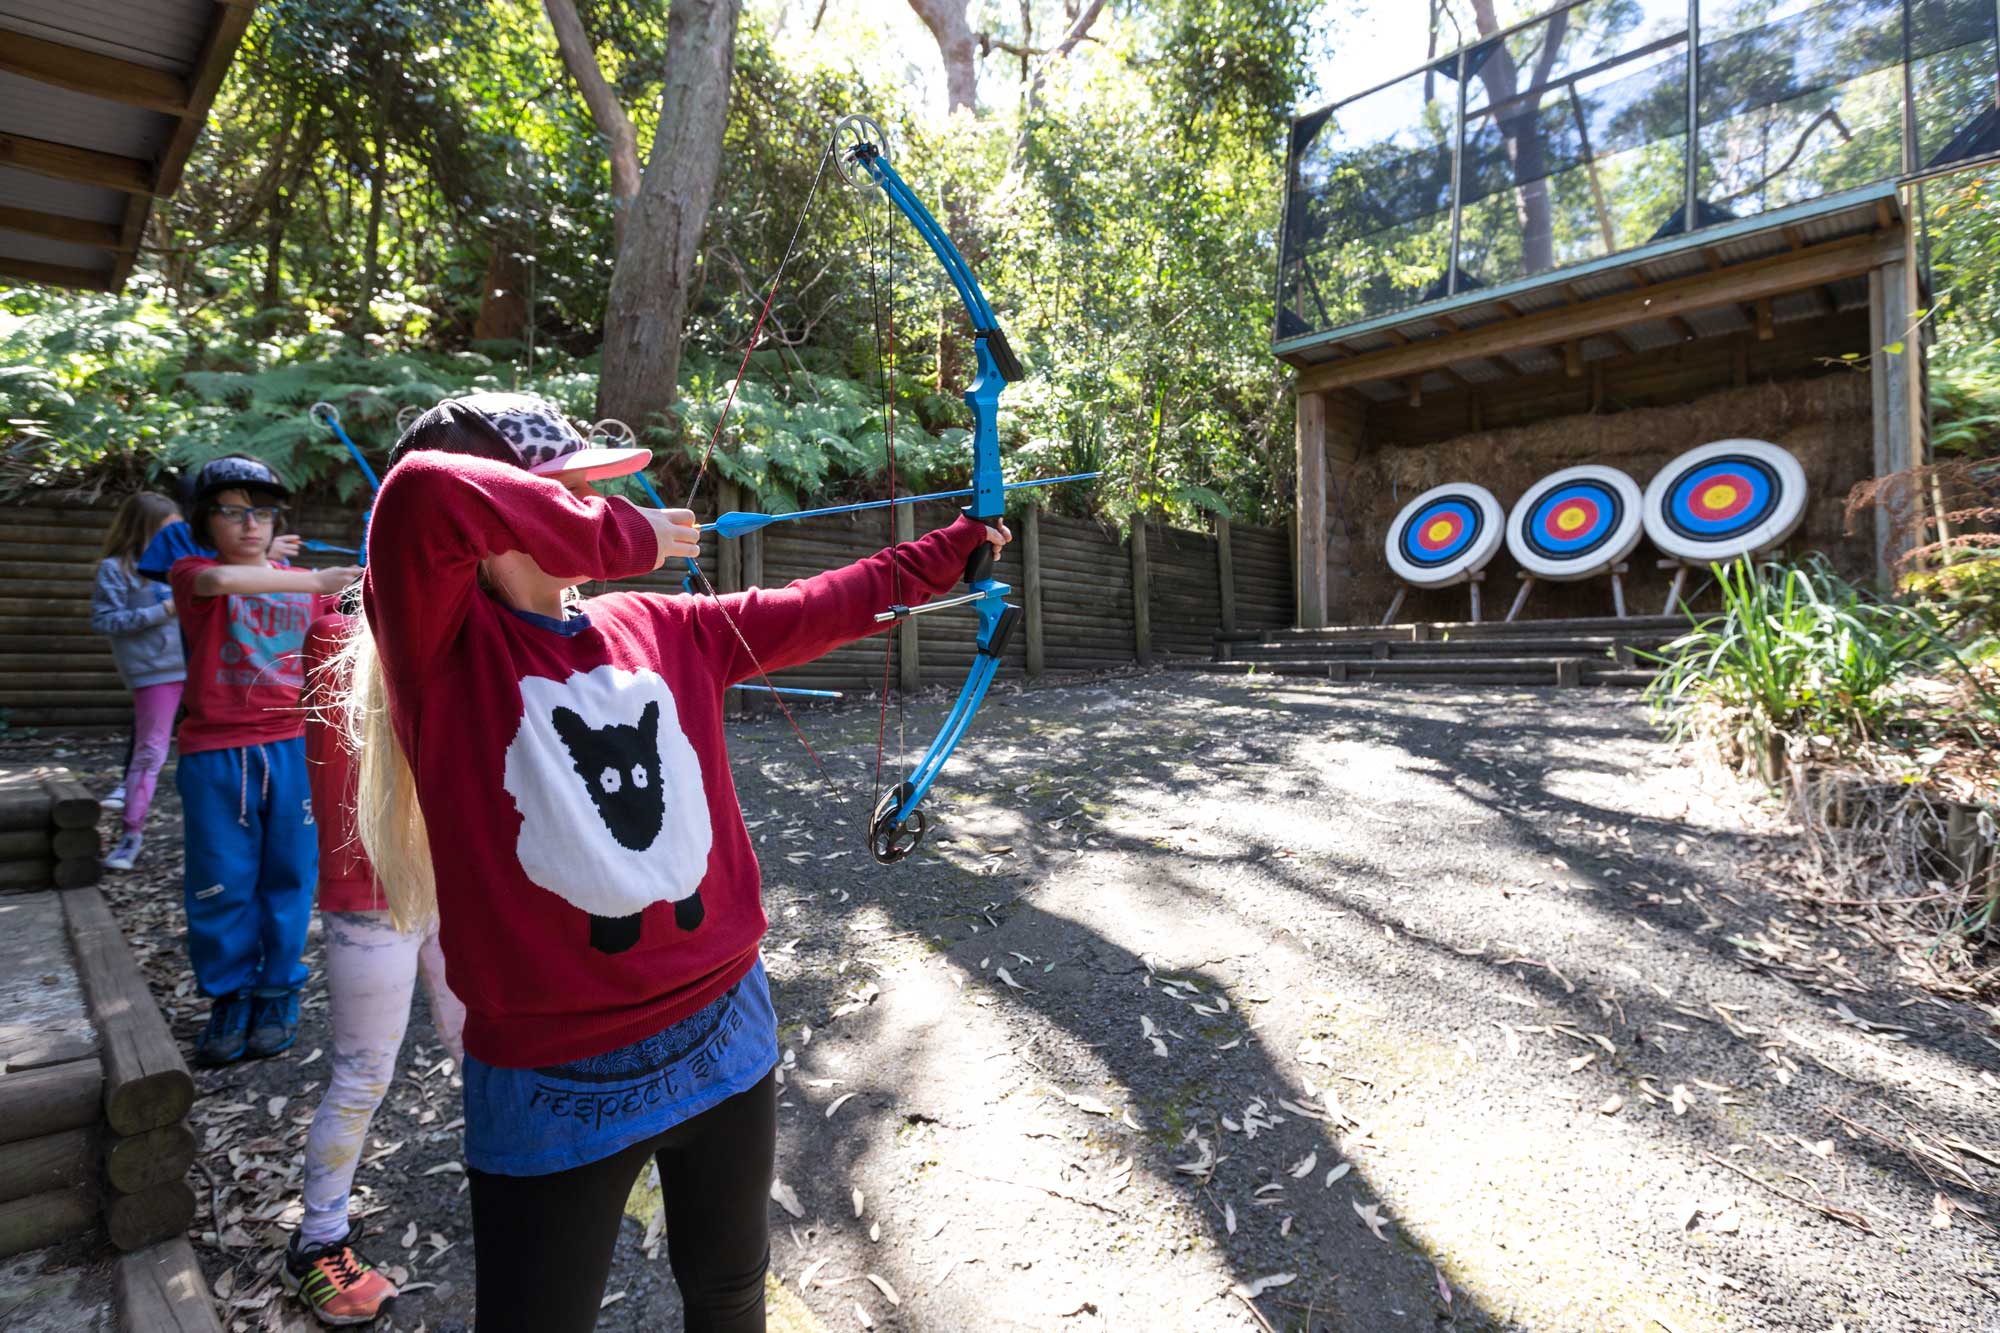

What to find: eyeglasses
left=214, top=504, right=284, bottom=527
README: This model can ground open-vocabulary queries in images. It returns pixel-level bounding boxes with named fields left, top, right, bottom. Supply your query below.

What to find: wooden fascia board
left=0, top=30, right=190, bottom=116
left=1297, top=230, right=1904, bottom=394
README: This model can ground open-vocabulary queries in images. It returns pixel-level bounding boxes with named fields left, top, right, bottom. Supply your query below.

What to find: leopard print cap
left=453, top=392, right=590, bottom=472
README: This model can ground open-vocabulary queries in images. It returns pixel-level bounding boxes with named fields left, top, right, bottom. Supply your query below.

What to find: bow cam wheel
left=832, top=114, right=891, bottom=184
left=869, top=782, right=927, bottom=864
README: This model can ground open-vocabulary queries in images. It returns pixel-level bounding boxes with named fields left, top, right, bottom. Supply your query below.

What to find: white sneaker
left=102, top=786, right=126, bottom=813
left=104, top=831, right=143, bottom=872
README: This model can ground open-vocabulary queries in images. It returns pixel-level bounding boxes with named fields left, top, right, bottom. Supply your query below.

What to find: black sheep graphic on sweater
left=550, top=700, right=704, bottom=950
left=504, top=665, right=713, bottom=958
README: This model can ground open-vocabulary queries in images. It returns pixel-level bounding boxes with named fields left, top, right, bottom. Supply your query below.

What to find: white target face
left=1384, top=483, right=1506, bottom=586
left=1641, top=439, right=1808, bottom=563
left=1505, top=465, right=1645, bottom=581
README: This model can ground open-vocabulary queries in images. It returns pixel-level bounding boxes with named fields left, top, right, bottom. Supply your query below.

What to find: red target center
left=1690, top=474, right=1753, bottom=521
left=1416, top=513, right=1464, bottom=551
left=1541, top=498, right=1599, bottom=539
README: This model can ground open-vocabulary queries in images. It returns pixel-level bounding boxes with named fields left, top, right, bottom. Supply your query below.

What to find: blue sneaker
left=247, top=988, right=301, bottom=1059
left=196, top=992, right=252, bottom=1066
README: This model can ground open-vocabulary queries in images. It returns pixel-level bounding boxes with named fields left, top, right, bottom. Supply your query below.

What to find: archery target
left=1505, top=464, right=1644, bottom=581
left=1384, top=483, right=1506, bottom=586
left=1642, top=439, right=1807, bottom=562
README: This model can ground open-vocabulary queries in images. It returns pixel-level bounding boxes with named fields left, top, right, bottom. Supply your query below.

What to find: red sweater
left=362, top=453, right=986, bottom=1066
left=302, top=612, right=383, bottom=914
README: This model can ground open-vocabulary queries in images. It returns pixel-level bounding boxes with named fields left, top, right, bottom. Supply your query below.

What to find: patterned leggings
left=300, top=911, right=465, bottom=1246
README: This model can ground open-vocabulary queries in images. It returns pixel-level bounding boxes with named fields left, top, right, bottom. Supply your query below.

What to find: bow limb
left=842, top=131, right=1024, bottom=864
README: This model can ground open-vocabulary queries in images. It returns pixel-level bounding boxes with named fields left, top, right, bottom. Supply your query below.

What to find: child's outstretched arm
left=190, top=563, right=360, bottom=598
left=363, top=452, right=679, bottom=686
left=689, top=515, right=1001, bottom=685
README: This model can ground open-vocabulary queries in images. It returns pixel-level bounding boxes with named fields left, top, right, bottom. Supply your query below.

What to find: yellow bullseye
left=1700, top=482, right=1738, bottom=510
left=1555, top=507, right=1587, bottom=532
left=1425, top=519, right=1454, bottom=543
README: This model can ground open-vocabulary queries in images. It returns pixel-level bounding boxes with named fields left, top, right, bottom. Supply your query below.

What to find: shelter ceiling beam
left=0, top=31, right=190, bottom=116
left=1297, top=230, right=1904, bottom=395
left=0, top=204, right=125, bottom=250
left=0, top=133, right=155, bottom=195
left=0, top=256, right=111, bottom=290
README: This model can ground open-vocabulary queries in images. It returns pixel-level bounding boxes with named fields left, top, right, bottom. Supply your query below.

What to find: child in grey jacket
left=91, top=492, right=187, bottom=870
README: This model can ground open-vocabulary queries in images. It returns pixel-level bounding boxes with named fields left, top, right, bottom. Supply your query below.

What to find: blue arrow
left=701, top=472, right=1101, bottom=539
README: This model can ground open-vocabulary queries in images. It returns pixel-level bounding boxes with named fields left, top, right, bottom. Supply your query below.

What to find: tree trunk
left=1470, top=0, right=1566, bottom=277
left=906, top=0, right=978, bottom=114
left=355, top=118, right=387, bottom=338
left=907, top=0, right=981, bottom=392
left=543, top=0, right=642, bottom=253
left=474, top=225, right=530, bottom=344
left=259, top=186, right=288, bottom=317
left=597, top=0, right=742, bottom=432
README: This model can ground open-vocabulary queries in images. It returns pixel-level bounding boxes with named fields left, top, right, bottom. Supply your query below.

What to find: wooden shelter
left=0, top=0, right=256, bottom=291
left=1277, top=0, right=2000, bottom=627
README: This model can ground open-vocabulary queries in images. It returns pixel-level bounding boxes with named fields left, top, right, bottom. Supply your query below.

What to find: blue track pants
left=176, top=739, right=317, bottom=997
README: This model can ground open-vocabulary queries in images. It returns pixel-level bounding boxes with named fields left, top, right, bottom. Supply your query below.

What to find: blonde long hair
left=327, top=616, right=437, bottom=932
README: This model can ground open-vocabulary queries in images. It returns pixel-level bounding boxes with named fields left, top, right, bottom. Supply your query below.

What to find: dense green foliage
left=1, top=0, right=1318, bottom=525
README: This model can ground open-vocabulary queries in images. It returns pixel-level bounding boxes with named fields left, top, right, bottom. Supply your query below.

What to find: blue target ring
left=1641, top=439, right=1808, bottom=563
left=1506, top=465, right=1644, bottom=580
left=1399, top=498, right=1480, bottom=568
left=1386, top=483, right=1506, bottom=586
left=1664, top=458, right=1777, bottom=540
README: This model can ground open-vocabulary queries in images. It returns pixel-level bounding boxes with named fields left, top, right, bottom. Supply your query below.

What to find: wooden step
left=1178, top=657, right=1595, bottom=686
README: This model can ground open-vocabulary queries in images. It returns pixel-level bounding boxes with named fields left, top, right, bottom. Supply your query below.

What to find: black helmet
left=182, top=455, right=291, bottom=509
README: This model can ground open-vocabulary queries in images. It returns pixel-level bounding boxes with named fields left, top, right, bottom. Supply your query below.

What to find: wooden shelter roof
left=0, top=0, right=256, bottom=292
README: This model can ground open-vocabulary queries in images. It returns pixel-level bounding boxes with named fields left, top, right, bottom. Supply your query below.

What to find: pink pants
left=123, top=681, right=182, bottom=834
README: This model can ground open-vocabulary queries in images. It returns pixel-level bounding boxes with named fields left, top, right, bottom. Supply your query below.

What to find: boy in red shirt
left=341, top=393, right=1006, bottom=1330
left=160, top=457, right=359, bottom=1065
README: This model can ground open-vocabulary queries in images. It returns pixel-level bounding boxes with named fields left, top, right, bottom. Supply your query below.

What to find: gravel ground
left=12, top=670, right=1999, bottom=1332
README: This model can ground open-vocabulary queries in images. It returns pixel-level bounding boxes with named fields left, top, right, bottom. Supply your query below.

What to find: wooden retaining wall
left=2, top=492, right=1290, bottom=729
left=0, top=770, right=198, bottom=1262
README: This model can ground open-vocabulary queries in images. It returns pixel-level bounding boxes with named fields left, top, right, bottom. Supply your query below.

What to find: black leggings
left=467, top=1071, right=776, bottom=1332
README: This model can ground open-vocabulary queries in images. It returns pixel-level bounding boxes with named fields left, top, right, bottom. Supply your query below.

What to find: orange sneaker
left=282, top=1232, right=399, bottom=1326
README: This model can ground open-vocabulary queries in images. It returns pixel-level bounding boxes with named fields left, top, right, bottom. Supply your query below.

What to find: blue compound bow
left=306, top=402, right=381, bottom=559
left=679, top=114, right=1080, bottom=864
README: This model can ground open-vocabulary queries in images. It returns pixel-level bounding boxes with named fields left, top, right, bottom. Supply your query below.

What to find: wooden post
left=1022, top=505, right=1044, bottom=678
left=717, top=482, right=747, bottom=717
left=1130, top=518, right=1152, bottom=664
left=1215, top=515, right=1237, bottom=635
left=1379, top=587, right=1406, bottom=627
left=1869, top=232, right=1923, bottom=590
left=1467, top=569, right=1484, bottom=624
left=1296, top=389, right=1328, bottom=629
left=1507, top=574, right=1535, bottom=623
left=0, top=1184, right=96, bottom=1259
left=716, top=481, right=743, bottom=595
left=1610, top=562, right=1629, bottom=618
left=895, top=502, right=919, bottom=694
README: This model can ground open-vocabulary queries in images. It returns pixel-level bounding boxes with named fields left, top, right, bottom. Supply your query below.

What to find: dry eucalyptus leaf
left=854, top=1302, right=875, bottom=1329
left=1229, top=1273, right=1296, bottom=1300
left=1324, top=1162, right=1352, bottom=1187
left=1289, top=1152, right=1317, bottom=1179
left=1353, top=1200, right=1390, bottom=1241
left=770, top=1178, right=806, bottom=1218
left=400, top=1221, right=418, bottom=1249
left=1224, top=1202, right=1237, bottom=1234
left=799, top=1257, right=830, bottom=1291
left=866, top=1274, right=900, bottom=1306
left=852, top=1188, right=864, bottom=1218
left=826, top=1093, right=859, bottom=1119
left=1598, top=1094, right=1625, bottom=1116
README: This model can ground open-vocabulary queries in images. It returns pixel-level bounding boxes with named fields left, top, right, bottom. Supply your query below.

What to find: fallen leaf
left=771, top=1178, right=805, bottom=1218
left=1567, top=1053, right=1596, bottom=1074
left=1598, top=1094, right=1624, bottom=1116
left=995, top=966, right=1028, bottom=991
left=1229, top=1273, right=1296, bottom=1300
left=1224, top=1202, right=1237, bottom=1234
left=826, top=1093, right=859, bottom=1119
left=866, top=1274, right=900, bottom=1306
left=799, top=1257, right=830, bottom=1290
left=1670, top=1085, right=1693, bottom=1116
left=1064, top=1092, right=1115, bottom=1117
left=400, top=1221, right=418, bottom=1249
left=1324, top=1162, right=1352, bottom=1187
left=854, top=1302, right=874, bottom=1329
left=1931, top=1194, right=1953, bottom=1230
left=852, top=1188, right=865, bottom=1218
left=1353, top=1199, right=1390, bottom=1241
left=1289, top=1152, right=1317, bottom=1179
